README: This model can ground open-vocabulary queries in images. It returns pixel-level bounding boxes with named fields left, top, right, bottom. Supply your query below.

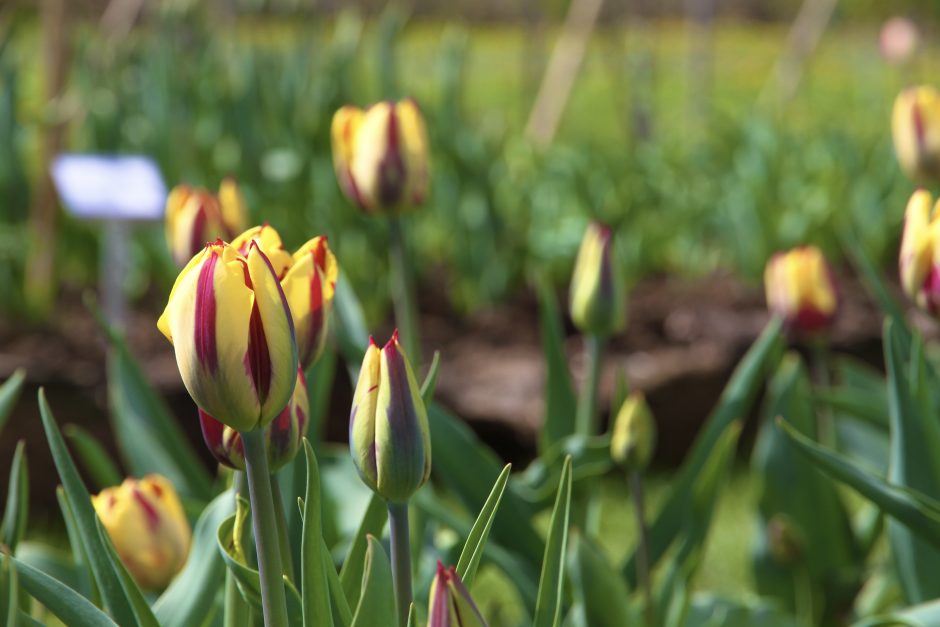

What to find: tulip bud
left=230, top=224, right=294, bottom=280
left=157, top=240, right=298, bottom=432
left=164, top=186, right=230, bottom=267
left=763, top=246, right=838, bottom=338
left=349, top=330, right=431, bottom=503
left=610, top=392, right=656, bottom=472
left=331, top=99, right=430, bottom=214
left=892, top=86, right=940, bottom=182
left=282, top=236, right=338, bottom=370
left=218, top=177, right=249, bottom=236
left=91, top=475, right=191, bottom=590
left=199, top=367, right=309, bottom=471
left=428, top=562, right=488, bottom=627
left=569, top=221, right=625, bottom=336
left=900, top=189, right=940, bottom=314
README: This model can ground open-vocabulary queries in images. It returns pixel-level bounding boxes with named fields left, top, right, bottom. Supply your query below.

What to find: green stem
left=810, top=340, right=835, bottom=447
left=388, top=216, right=422, bottom=365
left=575, top=334, right=605, bottom=436
left=631, top=471, right=654, bottom=627
left=387, top=502, right=413, bottom=627
left=242, top=429, right=289, bottom=627
left=271, top=477, right=295, bottom=583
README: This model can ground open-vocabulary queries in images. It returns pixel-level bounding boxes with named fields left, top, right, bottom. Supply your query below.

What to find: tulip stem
left=242, top=429, right=289, bottom=627
left=575, top=333, right=605, bottom=437
left=387, top=501, right=413, bottom=627
left=810, top=341, right=835, bottom=447
left=270, top=477, right=295, bottom=583
left=388, top=216, right=422, bottom=365
left=631, top=470, right=654, bottom=627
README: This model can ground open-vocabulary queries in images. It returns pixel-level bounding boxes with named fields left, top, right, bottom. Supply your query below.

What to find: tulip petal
left=283, top=236, right=338, bottom=369
left=350, top=341, right=381, bottom=492
left=331, top=105, right=366, bottom=207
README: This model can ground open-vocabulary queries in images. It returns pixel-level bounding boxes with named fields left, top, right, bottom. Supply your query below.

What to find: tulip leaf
left=154, top=490, right=234, bottom=627
left=349, top=536, right=395, bottom=627
left=684, top=593, right=799, bottom=627
left=339, top=493, right=386, bottom=609
left=536, top=273, right=577, bottom=452
left=420, top=350, right=441, bottom=403
left=90, top=301, right=213, bottom=501
left=566, top=532, right=634, bottom=627
left=533, top=455, right=572, bottom=627
left=333, top=278, right=371, bottom=381
left=1, top=440, right=28, bottom=552
left=776, top=418, right=940, bottom=549
left=0, top=368, right=25, bottom=438
left=94, top=517, right=160, bottom=627
left=622, top=317, right=782, bottom=585
left=456, top=463, right=511, bottom=586
left=38, top=389, right=137, bottom=626
left=14, top=541, right=83, bottom=597
left=839, top=227, right=910, bottom=340
left=301, top=440, right=334, bottom=627
left=217, top=511, right=305, bottom=626
left=54, top=487, right=96, bottom=600
left=514, top=434, right=613, bottom=507
left=323, top=536, right=352, bottom=627
left=0, top=552, right=17, bottom=627
left=407, top=603, right=416, bottom=627
left=64, top=425, right=122, bottom=490
left=854, top=598, right=940, bottom=627
left=9, top=554, right=119, bottom=627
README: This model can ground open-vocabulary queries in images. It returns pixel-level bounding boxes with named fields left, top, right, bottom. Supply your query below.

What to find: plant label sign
left=52, top=154, right=167, bottom=221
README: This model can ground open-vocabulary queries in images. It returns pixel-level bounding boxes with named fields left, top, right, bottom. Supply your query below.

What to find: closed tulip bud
left=569, top=221, right=625, bottom=336
left=230, top=224, right=294, bottom=280
left=218, top=177, right=249, bottom=236
left=610, top=392, right=656, bottom=472
left=763, top=246, right=838, bottom=338
left=282, top=236, right=338, bottom=370
left=157, top=240, right=298, bottom=432
left=349, top=330, right=431, bottom=503
left=900, top=189, right=940, bottom=314
left=165, top=186, right=230, bottom=267
left=92, top=475, right=191, bottom=590
left=331, top=99, right=430, bottom=214
left=428, top=562, right=488, bottom=627
left=199, top=367, right=309, bottom=471
left=892, top=86, right=940, bottom=182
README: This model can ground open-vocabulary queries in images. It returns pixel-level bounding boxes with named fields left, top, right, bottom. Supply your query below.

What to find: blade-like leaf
left=339, top=493, right=386, bottom=609
left=94, top=518, right=160, bottom=627
left=38, top=389, right=136, bottom=625
left=420, top=350, right=442, bottom=403
left=533, top=456, right=572, bottom=627
left=55, top=488, right=95, bottom=599
left=64, top=425, right=122, bottom=490
left=301, top=440, right=334, bottom=627
left=1, top=440, right=28, bottom=552
left=839, top=227, right=910, bottom=340
left=0, top=552, right=17, bottom=627
left=10, top=555, right=119, bottom=627
left=323, top=536, right=352, bottom=627
left=456, top=463, right=511, bottom=586
left=0, top=369, right=25, bottom=437
left=349, top=536, right=395, bottom=627
left=514, top=434, right=613, bottom=507
left=536, top=273, right=577, bottom=452
left=567, top=532, right=634, bottom=627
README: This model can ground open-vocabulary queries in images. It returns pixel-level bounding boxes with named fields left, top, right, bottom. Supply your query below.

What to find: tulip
left=164, top=186, right=229, bottom=267
left=199, top=367, right=309, bottom=471
left=282, top=236, right=338, bottom=370
left=610, top=392, right=656, bottom=472
left=900, top=189, right=940, bottom=313
left=349, top=330, right=431, bottom=504
left=892, top=86, right=940, bottom=182
left=428, top=562, right=488, bottom=627
left=157, top=240, right=298, bottom=432
left=92, top=475, right=191, bottom=590
left=218, top=177, right=249, bottom=236
left=763, top=246, right=838, bottom=338
left=231, top=224, right=294, bottom=280
left=331, top=99, right=430, bottom=213
left=569, top=221, right=625, bottom=337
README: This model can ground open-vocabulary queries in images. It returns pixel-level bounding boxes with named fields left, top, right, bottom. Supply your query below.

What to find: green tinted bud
left=610, top=392, right=656, bottom=471
left=569, top=222, right=625, bottom=336
left=428, top=562, right=488, bottom=627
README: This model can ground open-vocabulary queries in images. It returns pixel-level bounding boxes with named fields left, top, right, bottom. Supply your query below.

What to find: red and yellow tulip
left=569, top=221, right=625, bottom=336
left=900, top=189, right=940, bottom=314
left=892, top=86, right=940, bottom=182
left=165, top=180, right=248, bottom=267
left=763, top=246, right=838, bottom=337
left=428, top=562, right=488, bottom=627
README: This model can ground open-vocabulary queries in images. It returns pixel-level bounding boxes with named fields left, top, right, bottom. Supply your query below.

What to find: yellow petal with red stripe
left=282, top=235, right=338, bottom=369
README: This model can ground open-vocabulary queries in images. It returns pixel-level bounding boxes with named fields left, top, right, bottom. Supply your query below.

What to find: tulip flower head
left=900, top=189, right=940, bottom=314
left=92, top=475, right=191, bottom=590
left=349, top=331, right=431, bottom=504
left=282, top=235, right=338, bottom=370
left=892, top=86, right=940, bottom=182
left=218, top=177, right=249, bottom=236
left=165, top=186, right=229, bottom=267
left=763, top=246, right=838, bottom=339
left=231, top=224, right=294, bottom=280
left=569, top=221, right=625, bottom=336
left=610, top=392, right=656, bottom=472
left=157, top=240, right=298, bottom=432
left=331, top=99, right=430, bottom=214
left=428, top=562, right=488, bottom=627
left=199, top=367, right=309, bottom=471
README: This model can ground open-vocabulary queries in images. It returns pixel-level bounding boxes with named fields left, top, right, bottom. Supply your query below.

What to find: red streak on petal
left=378, top=105, right=406, bottom=207
left=914, top=103, right=927, bottom=155
left=108, top=494, right=117, bottom=509
left=194, top=251, right=219, bottom=373
left=301, top=259, right=325, bottom=367
left=149, top=481, right=163, bottom=498
left=245, top=301, right=272, bottom=405
left=132, top=488, right=161, bottom=533
left=189, top=205, right=208, bottom=260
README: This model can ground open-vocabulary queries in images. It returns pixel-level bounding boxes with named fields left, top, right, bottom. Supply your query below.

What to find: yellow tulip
left=892, top=86, right=940, bottom=182
left=157, top=240, right=298, bottom=431
left=763, top=246, right=838, bottom=337
left=900, top=189, right=940, bottom=314
left=92, top=475, right=191, bottom=590
left=231, top=224, right=294, bottom=280
left=282, top=236, right=338, bottom=370
left=569, top=221, right=625, bottom=336
left=610, top=392, right=656, bottom=472
left=218, top=177, right=249, bottom=236
left=164, top=186, right=228, bottom=267
left=331, top=99, right=430, bottom=213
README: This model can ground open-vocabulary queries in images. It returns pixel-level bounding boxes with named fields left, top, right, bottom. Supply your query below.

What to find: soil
left=0, top=269, right=905, bottom=517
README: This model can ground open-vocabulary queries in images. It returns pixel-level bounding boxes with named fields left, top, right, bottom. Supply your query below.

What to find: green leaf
left=776, top=418, right=940, bottom=550
left=307, top=350, right=338, bottom=443
left=333, top=278, right=371, bottom=382
left=154, top=490, right=234, bottom=627
left=456, top=463, right=511, bottom=586
left=0, top=369, right=25, bottom=437
left=1, top=440, right=28, bottom=552
left=533, top=455, right=572, bottom=627
left=684, top=593, right=799, bottom=627
left=349, top=536, right=395, bottom=627
left=420, top=350, right=442, bottom=403
left=94, top=517, right=160, bottom=627
left=37, top=389, right=136, bottom=625
left=55, top=486, right=96, bottom=601
left=301, top=440, right=334, bottom=627
left=91, top=301, right=213, bottom=500
left=839, top=227, right=910, bottom=340
left=514, top=434, right=613, bottom=507
left=566, top=532, right=634, bottom=627
left=884, top=321, right=940, bottom=602
left=9, top=555, right=119, bottom=627
left=622, top=317, right=782, bottom=585
left=64, top=425, right=122, bottom=490
left=535, top=273, right=577, bottom=452
left=322, top=536, right=352, bottom=627
left=340, top=493, right=386, bottom=609
left=0, top=552, right=17, bottom=627
left=406, top=603, right=416, bottom=627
